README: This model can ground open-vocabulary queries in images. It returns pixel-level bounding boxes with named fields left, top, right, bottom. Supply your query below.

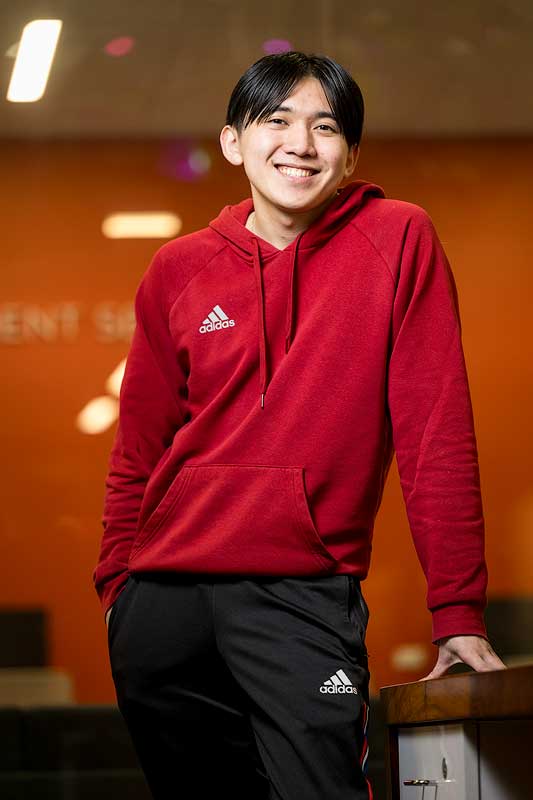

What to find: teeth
left=277, top=166, right=315, bottom=177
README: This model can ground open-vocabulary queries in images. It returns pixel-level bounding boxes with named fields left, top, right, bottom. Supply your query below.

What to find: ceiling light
left=105, top=359, right=127, bottom=398
left=101, top=212, right=182, bottom=239
left=104, top=36, right=135, bottom=57
left=262, top=39, right=292, bottom=55
left=7, top=19, right=63, bottom=103
left=391, top=644, right=429, bottom=671
left=76, top=396, right=119, bottom=435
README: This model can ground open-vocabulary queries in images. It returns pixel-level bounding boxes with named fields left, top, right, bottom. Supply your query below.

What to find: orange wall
left=1, top=138, right=532, bottom=701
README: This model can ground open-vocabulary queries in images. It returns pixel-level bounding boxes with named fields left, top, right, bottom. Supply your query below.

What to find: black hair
left=225, top=51, right=364, bottom=149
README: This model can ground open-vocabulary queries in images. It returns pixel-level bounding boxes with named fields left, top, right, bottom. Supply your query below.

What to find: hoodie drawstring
left=252, top=232, right=304, bottom=409
left=285, top=233, right=302, bottom=355
left=252, top=237, right=268, bottom=409
left=206, top=184, right=387, bottom=410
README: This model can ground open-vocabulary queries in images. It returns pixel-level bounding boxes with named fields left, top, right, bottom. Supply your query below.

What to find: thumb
left=419, top=651, right=461, bottom=681
left=419, top=664, right=447, bottom=681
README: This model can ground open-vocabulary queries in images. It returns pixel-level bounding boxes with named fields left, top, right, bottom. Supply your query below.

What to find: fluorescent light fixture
left=391, top=643, right=428, bottom=671
left=7, top=19, right=63, bottom=102
left=102, top=212, right=182, bottom=239
left=76, top=395, right=119, bottom=435
left=5, top=42, right=20, bottom=59
left=105, top=359, right=127, bottom=398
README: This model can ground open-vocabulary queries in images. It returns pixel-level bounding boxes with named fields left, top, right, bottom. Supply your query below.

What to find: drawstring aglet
left=260, top=392, right=265, bottom=409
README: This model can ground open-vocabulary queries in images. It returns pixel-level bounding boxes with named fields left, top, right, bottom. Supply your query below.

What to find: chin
left=276, top=200, right=321, bottom=214
left=271, top=190, right=325, bottom=208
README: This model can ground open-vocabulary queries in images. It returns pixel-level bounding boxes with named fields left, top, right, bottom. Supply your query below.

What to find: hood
left=208, top=179, right=386, bottom=408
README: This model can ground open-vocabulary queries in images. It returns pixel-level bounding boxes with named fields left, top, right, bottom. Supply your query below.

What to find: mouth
left=274, top=164, right=319, bottom=180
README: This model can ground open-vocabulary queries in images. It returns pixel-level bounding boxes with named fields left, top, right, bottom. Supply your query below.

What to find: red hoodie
left=93, top=179, right=488, bottom=643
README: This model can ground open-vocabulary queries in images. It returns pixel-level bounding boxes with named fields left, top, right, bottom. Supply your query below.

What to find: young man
left=94, top=51, right=505, bottom=799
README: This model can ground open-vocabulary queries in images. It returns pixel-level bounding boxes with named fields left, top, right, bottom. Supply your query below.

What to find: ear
left=343, top=144, right=360, bottom=179
left=219, top=125, right=244, bottom=166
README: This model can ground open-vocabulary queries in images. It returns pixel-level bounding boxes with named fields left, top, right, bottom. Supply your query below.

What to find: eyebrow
left=272, top=104, right=339, bottom=123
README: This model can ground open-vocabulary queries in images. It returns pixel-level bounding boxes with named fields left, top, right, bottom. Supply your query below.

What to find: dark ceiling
left=1, top=0, right=532, bottom=139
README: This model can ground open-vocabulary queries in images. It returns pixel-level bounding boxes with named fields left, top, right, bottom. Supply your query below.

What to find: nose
left=282, top=122, right=317, bottom=157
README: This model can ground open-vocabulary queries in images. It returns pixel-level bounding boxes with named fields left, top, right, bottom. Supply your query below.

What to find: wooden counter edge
left=379, top=664, right=533, bottom=726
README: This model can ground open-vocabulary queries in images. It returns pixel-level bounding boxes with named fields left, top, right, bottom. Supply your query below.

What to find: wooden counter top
left=380, top=664, right=533, bottom=726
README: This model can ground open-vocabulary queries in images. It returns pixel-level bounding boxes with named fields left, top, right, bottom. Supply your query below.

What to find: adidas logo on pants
left=320, top=668, right=359, bottom=694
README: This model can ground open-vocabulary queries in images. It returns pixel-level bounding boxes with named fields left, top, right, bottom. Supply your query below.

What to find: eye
left=267, top=118, right=287, bottom=125
left=317, top=124, right=338, bottom=132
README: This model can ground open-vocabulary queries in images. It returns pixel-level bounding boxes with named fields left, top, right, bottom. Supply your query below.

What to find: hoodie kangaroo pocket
left=131, top=466, right=194, bottom=554
left=129, top=464, right=337, bottom=574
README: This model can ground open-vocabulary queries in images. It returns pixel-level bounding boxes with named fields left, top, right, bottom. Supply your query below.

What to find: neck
left=246, top=190, right=340, bottom=250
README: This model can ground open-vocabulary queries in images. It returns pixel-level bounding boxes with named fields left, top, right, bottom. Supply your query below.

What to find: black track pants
left=108, top=572, right=373, bottom=800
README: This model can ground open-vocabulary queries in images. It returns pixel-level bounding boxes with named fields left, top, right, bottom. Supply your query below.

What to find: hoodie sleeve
left=387, top=209, right=489, bottom=644
left=92, top=248, right=186, bottom=617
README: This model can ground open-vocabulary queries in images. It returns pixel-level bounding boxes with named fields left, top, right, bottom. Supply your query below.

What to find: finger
left=479, top=644, right=507, bottom=669
left=419, top=661, right=450, bottom=681
left=478, top=651, right=507, bottom=670
left=452, top=643, right=506, bottom=672
left=456, top=651, right=496, bottom=672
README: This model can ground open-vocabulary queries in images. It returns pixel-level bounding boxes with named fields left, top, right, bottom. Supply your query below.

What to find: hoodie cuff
left=431, top=603, right=488, bottom=644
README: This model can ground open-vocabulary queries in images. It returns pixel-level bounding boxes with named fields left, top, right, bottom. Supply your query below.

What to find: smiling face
left=220, top=76, right=359, bottom=224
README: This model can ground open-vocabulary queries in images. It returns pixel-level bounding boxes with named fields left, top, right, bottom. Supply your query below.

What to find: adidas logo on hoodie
left=320, top=668, right=358, bottom=694
left=199, top=304, right=235, bottom=333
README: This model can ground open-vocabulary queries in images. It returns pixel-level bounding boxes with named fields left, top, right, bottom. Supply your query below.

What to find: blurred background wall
left=1, top=1, right=532, bottom=704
